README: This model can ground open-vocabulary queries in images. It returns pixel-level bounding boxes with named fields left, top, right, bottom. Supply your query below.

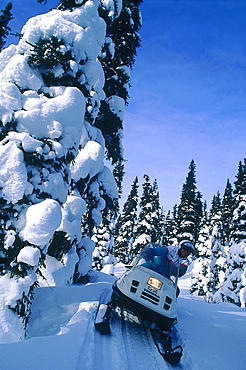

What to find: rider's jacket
left=145, top=243, right=189, bottom=277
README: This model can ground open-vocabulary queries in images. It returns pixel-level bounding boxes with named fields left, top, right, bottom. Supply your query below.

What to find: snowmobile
left=95, top=244, right=183, bottom=365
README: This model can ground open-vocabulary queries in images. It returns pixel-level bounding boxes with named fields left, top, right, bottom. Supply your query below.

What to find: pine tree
left=162, top=205, right=178, bottom=245
left=222, top=179, right=234, bottom=246
left=0, top=2, right=13, bottom=52
left=158, top=206, right=166, bottom=244
left=149, top=179, right=163, bottom=243
left=207, top=192, right=226, bottom=297
left=95, top=0, right=143, bottom=163
left=114, top=176, right=139, bottom=263
left=132, top=174, right=153, bottom=255
left=92, top=207, right=115, bottom=270
left=177, top=160, right=202, bottom=243
left=216, top=160, right=246, bottom=306
left=190, top=201, right=212, bottom=296
left=113, top=159, right=125, bottom=200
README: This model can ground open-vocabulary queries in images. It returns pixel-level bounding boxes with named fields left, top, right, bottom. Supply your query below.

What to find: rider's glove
left=143, top=248, right=156, bottom=260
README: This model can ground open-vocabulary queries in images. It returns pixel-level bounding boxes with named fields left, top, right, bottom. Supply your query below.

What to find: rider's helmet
left=178, top=240, right=196, bottom=255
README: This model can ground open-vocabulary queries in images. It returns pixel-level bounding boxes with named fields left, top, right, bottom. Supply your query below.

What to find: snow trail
left=76, top=305, right=168, bottom=370
left=0, top=266, right=245, bottom=369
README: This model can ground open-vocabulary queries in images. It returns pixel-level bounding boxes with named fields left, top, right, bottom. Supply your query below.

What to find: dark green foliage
left=0, top=1, right=13, bottom=51
left=149, top=179, right=164, bottom=243
left=232, top=159, right=246, bottom=241
left=0, top=233, right=29, bottom=277
left=103, top=66, right=131, bottom=102
left=113, top=159, right=125, bottom=199
left=207, top=192, right=225, bottom=294
left=27, top=36, right=72, bottom=69
left=100, top=0, right=142, bottom=70
left=0, top=119, right=17, bottom=141
left=209, top=192, right=222, bottom=222
left=177, top=160, right=203, bottom=243
left=81, top=187, right=100, bottom=237
left=36, top=0, right=85, bottom=9
left=217, top=163, right=246, bottom=305
left=57, top=0, right=86, bottom=10
left=95, top=0, right=142, bottom=163
left=94, top=99, right=124, bottom=163
left=114, top=176, right=139, bottom=263
left=222, top=179, right=234, bottom=243
left=8, top=281, right=39, bottom=329
left=27, top=36, right=89, bottom=98
left=48, top=231, right=72, bottom=260
left=163, top=206, right=178, bottom=245
left=92, top=206, right=115, bottom=269
left=234, top=160, right=246, bottom=197
left=132, top=175, right=160, bottom=255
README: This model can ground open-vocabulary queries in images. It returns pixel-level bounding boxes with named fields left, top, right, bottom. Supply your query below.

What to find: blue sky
left=4, top=0, right=246, bottom=211
left=123, top=0, right=246, bottom=210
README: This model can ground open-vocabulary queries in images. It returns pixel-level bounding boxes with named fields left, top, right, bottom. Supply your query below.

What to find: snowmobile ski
left=150, top=326, right=183, bottom=365
left=94, top=303, right=111, bottom=334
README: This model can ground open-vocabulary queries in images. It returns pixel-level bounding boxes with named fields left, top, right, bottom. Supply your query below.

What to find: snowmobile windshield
left=133, top=245, right=179, bottom=285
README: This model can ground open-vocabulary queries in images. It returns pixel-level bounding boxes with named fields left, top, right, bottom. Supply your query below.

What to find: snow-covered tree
left=0, top=1, right=13, bottom=52
left=216, top=159, right=246, bottom=307
left=162, top=210, right=174, bottom=245
left=91, top=161, right=124, bottom=270
left=177, top=160, right=203, bottom=243
left=191, top=194, right=226, bottom=300
left=150, top=179, right=164, bottom=243
left=0, top=0, right=142, bottom=341
left=91, top=207, right=115, bottom=271
left=222, top=179, right=234, bottom=246
left=215, top=160, right=246, bottom=306
left=113, top=159, right=125, bottom=200
left=190, top=201, right=212, bottom=297
left=207, top=192, right=226, bottom=297
left=132, top=175, right=153, bottom=255
left=132, top=175, right=164, bottom=256
left=95, top=0, right=142, bottom=163
left=114, top=176, right=139, bottom=263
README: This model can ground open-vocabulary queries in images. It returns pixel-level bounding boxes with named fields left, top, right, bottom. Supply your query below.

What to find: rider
left=143, top=240, right=196, bottom=279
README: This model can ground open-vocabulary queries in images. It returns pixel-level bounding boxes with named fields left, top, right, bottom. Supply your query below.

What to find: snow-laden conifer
left=162, top=207, right=178, bottom=246
left=207, top=193, right=226, bottom=298
left=114, top=176, right=139, bottom=263
left=150, top=179, right=164, bottom=244
left=191, top=201, right=211, bottom=297
left=215, top=161, right=246, bottom=306
left=222, top=179, right=234, bottom=247
left=0, top=0, right=142, bottom=341
left=176, top=160, right=203, bottom=243
left=132, top=175, right=164, bottom=255
left=0, top=1, right=13, bottom=52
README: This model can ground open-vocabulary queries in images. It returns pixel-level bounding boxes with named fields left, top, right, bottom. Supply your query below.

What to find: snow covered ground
left=0, top=264, right=245, bottom=370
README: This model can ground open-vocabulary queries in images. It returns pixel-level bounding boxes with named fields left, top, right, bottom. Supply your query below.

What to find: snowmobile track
left=75, top=302, right=197, bottom=369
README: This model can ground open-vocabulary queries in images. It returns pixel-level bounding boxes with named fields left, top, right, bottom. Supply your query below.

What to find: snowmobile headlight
left=148, top=277, right=163, bottom=290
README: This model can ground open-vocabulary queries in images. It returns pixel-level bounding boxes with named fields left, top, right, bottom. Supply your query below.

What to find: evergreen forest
left=0, top=0, right=245, bottom=344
